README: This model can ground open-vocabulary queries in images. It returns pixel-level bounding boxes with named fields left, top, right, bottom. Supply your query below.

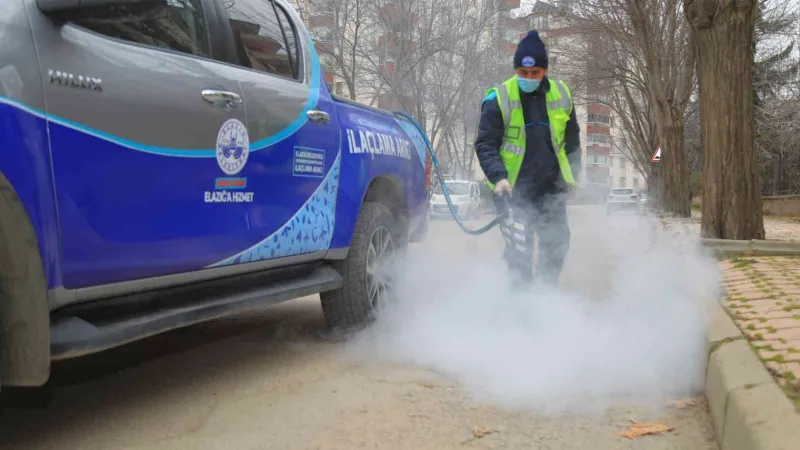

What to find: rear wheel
left=321, top=202, right=403, bottom=330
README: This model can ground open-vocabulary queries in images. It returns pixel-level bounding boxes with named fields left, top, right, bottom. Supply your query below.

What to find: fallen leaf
left=619, top=422, right=675, bottom=439
left=471, top=427, right=497, bottom=439
left=668, top=397, right=698, bottom=409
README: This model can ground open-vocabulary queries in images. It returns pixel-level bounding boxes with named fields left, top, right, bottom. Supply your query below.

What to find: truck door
left=28, top=0, right=251, bottom=288
left=209, top=0, right=342, bottom=267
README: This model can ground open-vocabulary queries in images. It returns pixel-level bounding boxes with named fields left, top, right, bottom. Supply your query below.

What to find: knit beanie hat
left=514, top=30, right=548, bottom=69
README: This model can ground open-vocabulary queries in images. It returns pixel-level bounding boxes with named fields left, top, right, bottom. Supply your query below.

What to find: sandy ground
left=0, top=206, right=718, bottom=450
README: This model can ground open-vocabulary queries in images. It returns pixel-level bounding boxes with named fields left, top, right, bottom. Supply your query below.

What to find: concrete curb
left=705, top=299, right=800, bottom=450
left=700, top=239, right=800, bottom=257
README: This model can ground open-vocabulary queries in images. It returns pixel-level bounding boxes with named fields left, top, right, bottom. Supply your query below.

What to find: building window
left=588, top=92, right=611, bottom=104
left=618, top=157, right=625, bottom=169
left=633, top=177, right=640, bottom=189
left=588, top=134, right=610, bottom=145
left=335, top=81, right=344, bottom=95
left=619, top=176, right=626, bottom=187
left=587, top=113, right=610, bottom=125
left=590, top=154, right=608, bottom=165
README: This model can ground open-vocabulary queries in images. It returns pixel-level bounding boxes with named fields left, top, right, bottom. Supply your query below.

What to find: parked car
left=0, top=0, right=430, bottom=391
left=638, top=193, right=649, bottom=210
left=430, top=180, right=482, bottom=219
left=606, top=188, right=640, bottom=214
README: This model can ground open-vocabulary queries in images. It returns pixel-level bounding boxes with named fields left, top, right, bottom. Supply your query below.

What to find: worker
left=475, top=30, right=581, bottom=289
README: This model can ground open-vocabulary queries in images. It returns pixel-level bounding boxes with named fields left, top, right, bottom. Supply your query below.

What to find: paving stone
left=760, top=318, right=800, bottom=330
left=758, top=350, right=784, bottom=360
left=772, top=328, right=800, bottom=341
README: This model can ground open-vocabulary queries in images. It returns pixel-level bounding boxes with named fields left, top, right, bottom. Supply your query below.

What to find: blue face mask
left=517, top=76, right=541, bottom=93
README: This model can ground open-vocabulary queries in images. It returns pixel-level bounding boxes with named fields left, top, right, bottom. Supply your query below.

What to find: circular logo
left=216, top=118, right=250, bottom=175
left=521, top=56, right=536, bottom=67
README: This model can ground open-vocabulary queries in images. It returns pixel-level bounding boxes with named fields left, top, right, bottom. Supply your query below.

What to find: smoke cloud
left=345, top=207, right=721, bottom=415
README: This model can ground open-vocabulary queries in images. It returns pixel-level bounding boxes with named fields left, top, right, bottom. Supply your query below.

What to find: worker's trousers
left=495, top=191, right=570, bottom=288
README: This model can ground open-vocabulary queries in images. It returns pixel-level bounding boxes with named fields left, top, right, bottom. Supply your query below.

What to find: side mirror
left=37, top=0, right=165, bottom=15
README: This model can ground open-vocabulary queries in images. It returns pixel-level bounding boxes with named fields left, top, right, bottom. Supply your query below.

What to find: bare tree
left=566, top=0, right=695, bottom=216
left=753, top=0, right=800, bottom=196
left=300, top=0, right=375, bottom=100
left=685, top=0, right=764, bottom=239
left=352, top=0, right=504, bottom=177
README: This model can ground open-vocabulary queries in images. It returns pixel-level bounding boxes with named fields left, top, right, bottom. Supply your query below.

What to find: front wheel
left=321, top=202, right=403, bottom=330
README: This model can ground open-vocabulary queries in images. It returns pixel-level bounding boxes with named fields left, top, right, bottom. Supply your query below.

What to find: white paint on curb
left=700, top=239, right=800, bottom=256
left=705, top=299, right=800, bottom=450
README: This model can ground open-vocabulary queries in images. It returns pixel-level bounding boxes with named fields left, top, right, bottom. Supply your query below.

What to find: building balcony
left=378, top=91, right=415, bottom=112
left=380, top=60, right=396, bottom=76
left=586, top=124, right=611, bottom=135
left=315, top=40, right=334, bottom=55
left=379, top=2, right=419, bottom=28
left=377, top=35, right=418, bottom=57
left=587, top=104, right=611, bottom=114
left=586, top=144, right=611, bottom=155
left=308, top=14, right=334, bottom=29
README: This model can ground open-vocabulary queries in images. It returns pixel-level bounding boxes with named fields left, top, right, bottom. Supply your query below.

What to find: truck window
left=68, top=0, right=211, bottom=58
left=223, top=0, right=301, bottom=81
left=275, top=4, right=301, bottom=79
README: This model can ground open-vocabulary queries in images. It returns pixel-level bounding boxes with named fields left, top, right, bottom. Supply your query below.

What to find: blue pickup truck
left=0, top=0, right=431, bottom=390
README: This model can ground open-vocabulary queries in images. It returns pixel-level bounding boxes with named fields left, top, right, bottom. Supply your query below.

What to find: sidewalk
left=719, top=256, right=800, bottom=410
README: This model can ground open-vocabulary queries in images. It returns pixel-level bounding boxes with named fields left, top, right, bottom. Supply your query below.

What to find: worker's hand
left=494, top=179, right=512, bottom=197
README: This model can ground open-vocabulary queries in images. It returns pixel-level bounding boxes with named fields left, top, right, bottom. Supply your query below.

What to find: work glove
left=494, top=179, right=512, bottom=196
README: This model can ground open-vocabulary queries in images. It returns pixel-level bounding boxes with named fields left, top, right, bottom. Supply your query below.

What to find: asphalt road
left=0, top=205, right=718, bottom=450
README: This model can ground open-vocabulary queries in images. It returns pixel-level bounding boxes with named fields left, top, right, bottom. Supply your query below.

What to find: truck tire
left=321, top=202, right=403, bottom=330
left=0, top=180, right=50, bottom=392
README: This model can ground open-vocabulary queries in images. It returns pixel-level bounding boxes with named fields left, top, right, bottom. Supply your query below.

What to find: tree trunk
left=685, top=0, right=764, bottom=240
left=658, top=110, right=691, bottom=217
left=648, top=170, right=662, bottom=209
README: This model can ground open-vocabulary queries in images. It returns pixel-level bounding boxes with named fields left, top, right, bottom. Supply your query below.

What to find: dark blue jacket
left=475, top=77, right=581, bottom=201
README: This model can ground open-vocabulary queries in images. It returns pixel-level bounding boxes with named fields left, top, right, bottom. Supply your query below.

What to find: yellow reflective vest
left=485, top=76, right=577, bottom=191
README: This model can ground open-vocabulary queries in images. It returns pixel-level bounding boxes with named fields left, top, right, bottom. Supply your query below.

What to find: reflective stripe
left=547, top=80, right=572, bottom=111
left=496, top=85, right=512, bottom=128
left=509, top=100, right=522, bottom=109
left=501, top=142, right=525, bottom=155
left=550, top=129, right=563, bottom=154
left=547, top=80, right=571, bottom=155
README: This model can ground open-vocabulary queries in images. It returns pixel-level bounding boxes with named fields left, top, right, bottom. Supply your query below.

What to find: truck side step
left=50, top=266, right=343, bottom=360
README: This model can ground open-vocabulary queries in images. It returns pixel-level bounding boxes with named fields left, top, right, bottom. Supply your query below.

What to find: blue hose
left=394, top=111, right=498, bottom=236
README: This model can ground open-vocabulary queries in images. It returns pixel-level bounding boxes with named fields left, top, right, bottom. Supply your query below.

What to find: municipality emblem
left=522, top=56, right=536, bottom=67
left=216, top=118, right=249, bottom=176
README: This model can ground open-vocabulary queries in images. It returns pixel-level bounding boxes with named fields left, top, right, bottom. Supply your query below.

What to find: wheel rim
left=366, top=225, right=395, bottom=313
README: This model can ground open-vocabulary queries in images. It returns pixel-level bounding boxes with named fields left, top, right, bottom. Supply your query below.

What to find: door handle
left=201, top=89, right=242, bottom=108
left=307, top=109, right=330, bottom=124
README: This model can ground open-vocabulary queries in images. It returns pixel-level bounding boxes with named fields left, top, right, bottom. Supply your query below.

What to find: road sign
left=651, top=147, right=661, bottom=163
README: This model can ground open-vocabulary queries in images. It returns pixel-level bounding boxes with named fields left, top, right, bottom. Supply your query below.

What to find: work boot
left=509, top=271, right=533, bottom=293
left=533, top=270, right=561, bottom=292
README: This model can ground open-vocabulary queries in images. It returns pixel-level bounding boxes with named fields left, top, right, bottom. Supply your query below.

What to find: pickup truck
left=0, top=0, right=431, bottom=390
